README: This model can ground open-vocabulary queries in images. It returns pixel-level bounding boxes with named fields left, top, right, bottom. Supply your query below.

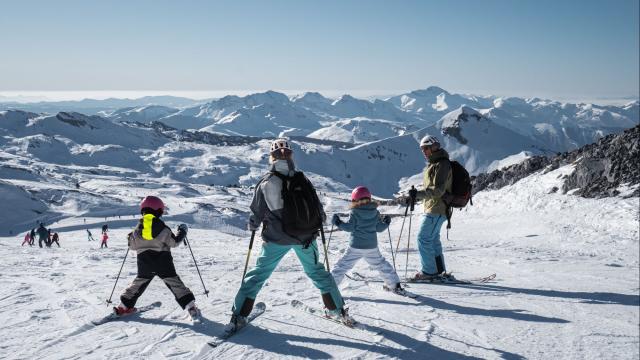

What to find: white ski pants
left=331, top=247, right=400, bottom=287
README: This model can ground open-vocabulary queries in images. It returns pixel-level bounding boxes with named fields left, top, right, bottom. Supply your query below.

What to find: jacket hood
left=428, top=148, right=449, bottom=163
left=351, top=203, right=380, bottom=221
left=270, top=159, right=295, bottom=176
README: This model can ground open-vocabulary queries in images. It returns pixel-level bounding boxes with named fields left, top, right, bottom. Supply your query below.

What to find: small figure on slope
left=331, top=186, right=405, bottom=295
left=87, top=229, right=95, bottom=241
left=47, top=228, right=53, bottom=247
left=100, top=232, right=109, bottom=248
left=21, top=231, right=32, bottom=246
left=29, top=228, right=35, bottom=245
left=36, top=223, right=48, bottom=248
left=51, top=232, right=60, bottom=247
left=113, top=196, right=200, bottom=322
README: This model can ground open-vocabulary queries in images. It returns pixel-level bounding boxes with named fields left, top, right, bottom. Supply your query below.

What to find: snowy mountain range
left=0, top=87, right=637, bottom=235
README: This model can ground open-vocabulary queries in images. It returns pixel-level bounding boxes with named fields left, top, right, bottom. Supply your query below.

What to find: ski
left=349, top=271, right=496, bottom=285
left=346, top=273, right=417, bottom=298
left=346, top=272, right=412, bottom=288
left=290, top=300, right=379, bottom=335
left=381, top=284, right=418, bottom=298
left=91, top=301, right=162, bottom=325
left=406, top=273, right=497, bottom=285
left=207, top=302, right=266, bottom=348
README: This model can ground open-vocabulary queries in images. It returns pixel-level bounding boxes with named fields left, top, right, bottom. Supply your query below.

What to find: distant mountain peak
left=410, top=86, right=450, bottom=97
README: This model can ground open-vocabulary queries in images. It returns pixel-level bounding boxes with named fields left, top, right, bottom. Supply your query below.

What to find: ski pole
left=241, top=230, right=256, bottom=283
left=404, top=211, right=413, bottom=280
left=393, top=200, right=410, bottom=265
left=387, top=227, right=396, bottom=272
left=184, top=235, right=209, bottom=297
left=322, top=223, right=334, bottom=265
left=106, top=247, right=129, bottom=306
left=320, top=226, right=330, bottom=272
left=404, top=193, right=417, bottom=280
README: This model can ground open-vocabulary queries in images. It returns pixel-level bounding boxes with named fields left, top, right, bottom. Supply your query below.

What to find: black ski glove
left=176, top=224, right=188, bottom=242
left=382, top=215, right=391, bottom=225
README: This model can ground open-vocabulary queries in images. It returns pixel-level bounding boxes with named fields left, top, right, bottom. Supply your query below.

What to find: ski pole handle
left=241, top=231, right=256, bottom=283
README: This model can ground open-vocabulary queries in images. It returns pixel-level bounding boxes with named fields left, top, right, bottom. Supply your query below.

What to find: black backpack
left=441, top=160, right=473, bottom=229
left=271, top=171, right=323, bottom=238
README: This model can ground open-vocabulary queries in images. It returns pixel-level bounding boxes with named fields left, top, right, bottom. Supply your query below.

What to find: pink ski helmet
left=140, top=196, right=165, bottom=214
left=351, top=186, right=372, bottom=201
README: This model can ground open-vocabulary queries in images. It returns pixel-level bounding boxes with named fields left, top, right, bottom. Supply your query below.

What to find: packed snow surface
left=0, top=164, right=637, bottom=359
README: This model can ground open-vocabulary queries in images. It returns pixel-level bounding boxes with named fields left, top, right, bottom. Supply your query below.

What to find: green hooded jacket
left=418, top=149, right=452, bottom=216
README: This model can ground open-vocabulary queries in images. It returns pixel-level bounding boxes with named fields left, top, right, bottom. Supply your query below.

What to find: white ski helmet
left=420, top=134, right=440, bottom=148
left=270, top=138, right=292, bottom=153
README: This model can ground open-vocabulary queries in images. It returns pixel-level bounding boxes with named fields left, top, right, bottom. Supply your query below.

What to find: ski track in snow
left=0, top=165, right=638, bottom=359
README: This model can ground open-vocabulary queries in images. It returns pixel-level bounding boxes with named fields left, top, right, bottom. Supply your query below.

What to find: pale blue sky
left=0, top=0, right=638, bottom=99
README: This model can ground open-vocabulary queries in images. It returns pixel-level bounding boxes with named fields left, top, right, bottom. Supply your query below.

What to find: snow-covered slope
left=104, top=105, right=180, bottom=124
left=202, top=102, right=324, bottom=137
left=0, top=161, right=636, bottom=359
left=0, top=111, right=168, bottom=149
left=307, top=117, right=415, bottom=144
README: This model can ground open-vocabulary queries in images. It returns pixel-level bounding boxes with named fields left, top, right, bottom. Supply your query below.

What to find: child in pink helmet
left=100, top=232, right=109, bottom=248
left=331, top=186, right=405, bottom=294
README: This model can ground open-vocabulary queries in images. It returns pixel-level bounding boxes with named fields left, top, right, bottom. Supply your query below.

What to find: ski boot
left=383, top=283, right=407, bottom=296
left=224, top=314, right=248, bottom=333
left=113, top=304, right=136, bottom=317
left=438, top=272, right=457, bottom=283
left=186, top=301, right=201, bottom=324
left=410, top=271, right=442, bottom=282
left=325, top=307, right=355, bottom=327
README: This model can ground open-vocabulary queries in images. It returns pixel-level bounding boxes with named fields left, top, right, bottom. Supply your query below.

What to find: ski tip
left=254, top=302, right=267, bottom=310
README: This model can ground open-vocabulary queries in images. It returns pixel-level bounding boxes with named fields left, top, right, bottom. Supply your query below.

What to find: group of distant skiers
left=87, top=224, right=110, bottom=248
left=107, top=135, right=468, bottom=331
left=21, top=223, right=60, bottom=248
left=22, top=223, right=110, bottom=249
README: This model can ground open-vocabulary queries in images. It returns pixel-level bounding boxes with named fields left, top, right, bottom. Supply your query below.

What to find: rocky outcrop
left=472, top=125, right=640, bottom=198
